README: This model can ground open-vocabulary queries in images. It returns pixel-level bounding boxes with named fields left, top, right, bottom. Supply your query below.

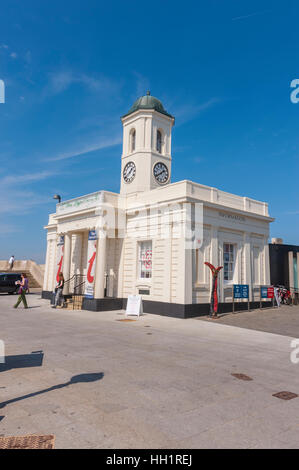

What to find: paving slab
left=199, top=304, right=299, bottom=337
left=1, top=293, right=299, bottom=448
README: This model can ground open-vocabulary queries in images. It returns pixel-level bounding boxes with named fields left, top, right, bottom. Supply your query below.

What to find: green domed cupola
left=123, top=91, right=174, bottom=119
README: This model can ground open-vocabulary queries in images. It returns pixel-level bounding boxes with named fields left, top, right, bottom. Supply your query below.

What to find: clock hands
left=123, top=162, right=136, bottom=183
left=155, top=168, right=164, bottom=176
left=154, top=164, right=168, bottom=182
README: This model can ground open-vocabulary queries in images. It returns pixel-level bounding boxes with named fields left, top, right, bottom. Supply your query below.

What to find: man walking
left=8, top=255, right=15, bottom=270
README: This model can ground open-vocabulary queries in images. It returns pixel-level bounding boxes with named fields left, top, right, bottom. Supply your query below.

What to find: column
left=211, top=226, right=219, bottom=267
left=164, top=223, right=172, bottom=303
left=49, top=237, right=58, bottom=292
left=243, top=233, right=253, bottom=301
left=184, top=241, right=193, bottom=304
left=264, top=239, right=270, bottom=286
left=70, top=233, right=83, bottom=276
left=94, top=231, right=107, bottom=299
left=177, top=212, right=193, bottom=305
left=117, top=237, right=125, bottom=299
left=43, top=238, right=51, bottom=292
left=63, top=233, right=72, bottom=294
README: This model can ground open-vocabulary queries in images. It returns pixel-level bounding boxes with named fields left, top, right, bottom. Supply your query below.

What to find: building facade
left=42, top=93, right=274, bottom=317
left=269, top=239, right=299, bottom=293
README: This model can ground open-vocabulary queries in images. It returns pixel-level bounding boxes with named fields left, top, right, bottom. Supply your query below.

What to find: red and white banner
left=84, top=230, right=98, bottom=298
left=55, top=236, right=64, bottom=284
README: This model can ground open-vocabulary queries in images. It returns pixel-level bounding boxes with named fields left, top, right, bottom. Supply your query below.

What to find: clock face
left=153, top=162, right=169, bottom=184
left=123, top=161, right=136, bottom=183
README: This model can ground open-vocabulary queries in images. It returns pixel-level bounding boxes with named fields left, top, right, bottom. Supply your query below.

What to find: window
left=156, top=130, right=162, bottom=153
left=130, top=129, right=136, bottom=153
left=223, top=243, right=235, bottom=281
left=138, top=241, right=152, bottom=279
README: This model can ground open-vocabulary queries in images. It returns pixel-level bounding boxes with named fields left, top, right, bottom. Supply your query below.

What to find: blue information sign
left=88, top=230, right=98, bottom=241
left=261, top=287, right=268, bottom=299
left=233, top=284, right=249, bottom=299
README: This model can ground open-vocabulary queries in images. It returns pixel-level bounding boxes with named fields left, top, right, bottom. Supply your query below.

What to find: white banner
left=55, top=236, right=64, bottom=286
left=84, top=230, right=98, bottom=298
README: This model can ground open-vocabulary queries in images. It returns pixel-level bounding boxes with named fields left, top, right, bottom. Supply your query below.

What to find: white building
left=43, top=92, right=274, bottom=317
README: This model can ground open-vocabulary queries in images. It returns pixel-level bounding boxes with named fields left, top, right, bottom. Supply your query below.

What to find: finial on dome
left=146, top=90, right=151, bottom=96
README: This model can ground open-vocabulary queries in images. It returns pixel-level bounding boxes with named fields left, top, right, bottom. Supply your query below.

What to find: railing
left=74, top=279, right=86, bottom=295
left=64, top=274, right=86, bottom=295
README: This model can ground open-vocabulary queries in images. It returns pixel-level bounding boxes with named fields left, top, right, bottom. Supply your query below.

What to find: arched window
left=130, top=129, right=136, bottom=153
left=156, top=130, right=162, bottom=153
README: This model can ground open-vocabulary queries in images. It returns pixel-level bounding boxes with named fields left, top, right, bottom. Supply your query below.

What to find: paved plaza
left=1, top=292, right=299, bottom=449
left=200, top=304, right=299, bottom=338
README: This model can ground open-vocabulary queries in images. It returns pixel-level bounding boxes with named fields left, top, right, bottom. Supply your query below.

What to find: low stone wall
left=0, top=260, right=44, bottom=288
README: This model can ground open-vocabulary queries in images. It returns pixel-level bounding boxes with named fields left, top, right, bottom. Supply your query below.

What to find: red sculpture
left=205, top=262, right=223, bottom=318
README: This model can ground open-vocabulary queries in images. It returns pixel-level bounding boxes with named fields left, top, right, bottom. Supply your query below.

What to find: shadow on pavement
left=0, top=372, right=104, bottom=409
left=0, top=351, right=44, bottom=373
left=0, top=416, right=4, bottom=422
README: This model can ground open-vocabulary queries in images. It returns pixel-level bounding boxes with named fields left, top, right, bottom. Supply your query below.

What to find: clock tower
left=120, top=92, right=175, bottom=195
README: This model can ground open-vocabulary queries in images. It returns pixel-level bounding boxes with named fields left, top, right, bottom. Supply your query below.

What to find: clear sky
left=0, top=0, right=298, bottom=263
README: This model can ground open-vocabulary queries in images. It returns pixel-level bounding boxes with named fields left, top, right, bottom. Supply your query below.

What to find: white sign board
left=57, top=191, right=102, bottom=216
left=126, top=295, right=143, bottom=317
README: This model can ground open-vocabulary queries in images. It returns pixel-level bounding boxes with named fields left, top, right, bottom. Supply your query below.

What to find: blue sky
left=0, top=0, right=298, bottom=263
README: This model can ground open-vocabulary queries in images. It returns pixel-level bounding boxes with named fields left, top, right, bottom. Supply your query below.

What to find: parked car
left=0, top=273, right=22, bottom=294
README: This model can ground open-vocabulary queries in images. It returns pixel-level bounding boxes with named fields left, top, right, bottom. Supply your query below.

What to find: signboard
left=267, top=287, right=274, bottom=299
left=126, top=295, right=143, bottom=317
left=233, top=284, right=249, bottom=299
left=55, top=236, right=64, bottom=284
left=84, top=230, right=98, bottom=298
left=261, top=286, right=274, bottom=299
left=219, top=212, right=246, bottom=223
left=56, top=191, right=102, bottom=216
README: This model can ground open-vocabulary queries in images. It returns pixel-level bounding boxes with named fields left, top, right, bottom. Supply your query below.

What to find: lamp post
left=53, top=194, right=61, bottom=204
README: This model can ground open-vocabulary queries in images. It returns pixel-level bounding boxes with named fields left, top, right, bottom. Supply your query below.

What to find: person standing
left=8, top=255, right=15, bottom=270
left=274, top=285, right=281, bottom=307
left=13, top=274, right=29, bottom=309
left=52, top=272, right=64, bottom=309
